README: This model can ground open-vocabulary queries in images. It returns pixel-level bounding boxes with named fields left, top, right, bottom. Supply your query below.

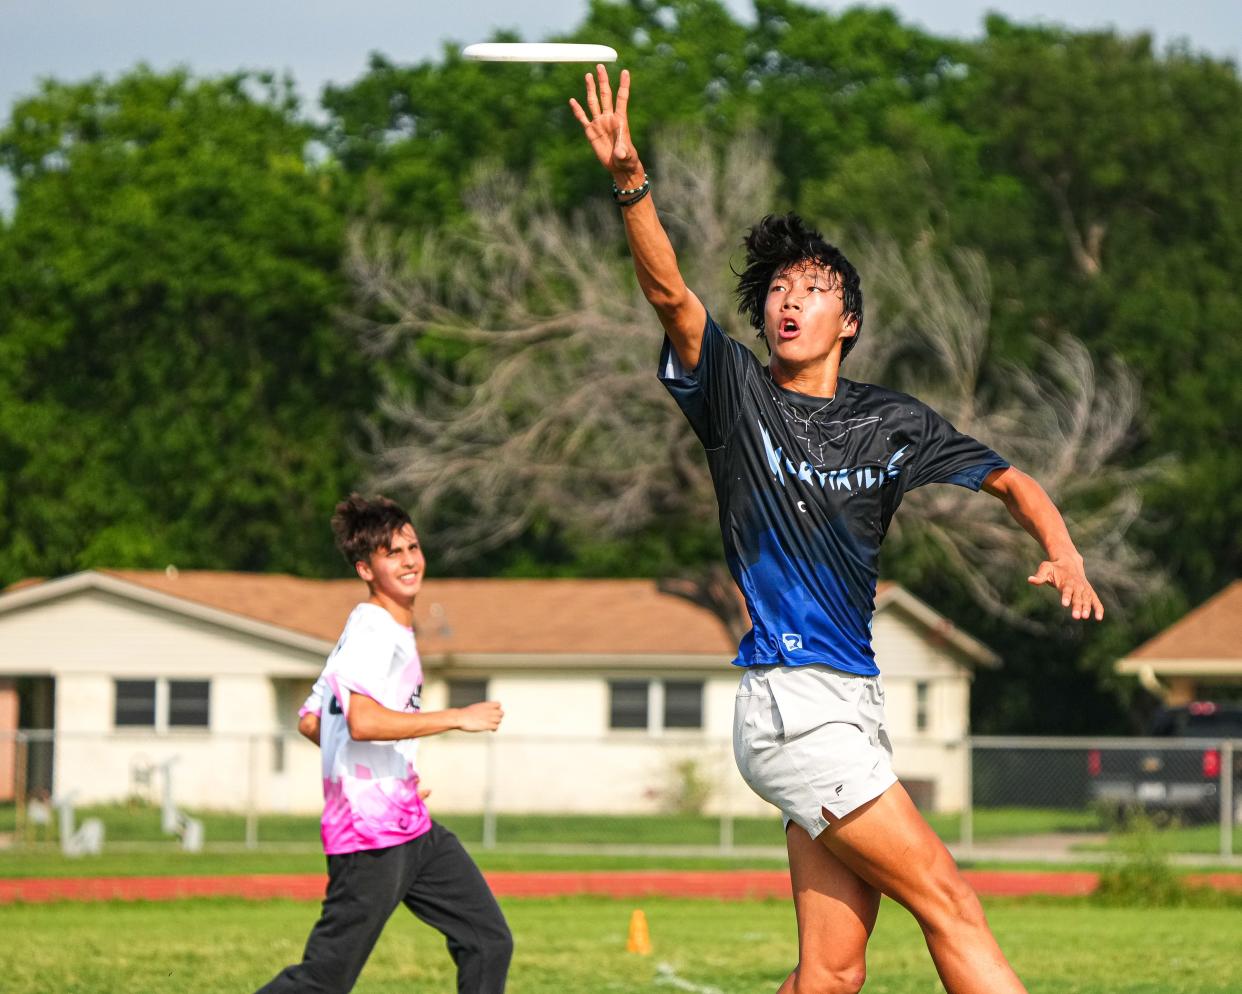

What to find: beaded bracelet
left=612, top=175, right=650, bottom=206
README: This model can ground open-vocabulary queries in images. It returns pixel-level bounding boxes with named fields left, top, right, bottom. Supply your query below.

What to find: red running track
left=1, top=870, right=1239, bottom=904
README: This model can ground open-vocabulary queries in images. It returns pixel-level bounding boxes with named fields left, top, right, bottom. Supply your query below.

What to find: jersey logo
left=781, top=633, right=804, bottom=652
left=328, top=695, right=343, bottom=715
left=759, top=419, right=908, bottom=492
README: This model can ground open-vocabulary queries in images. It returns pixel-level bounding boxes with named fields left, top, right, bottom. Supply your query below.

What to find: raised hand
left=1028, top=558, right=1105, bottom=621
left=569, top=66, right=641, bottom=182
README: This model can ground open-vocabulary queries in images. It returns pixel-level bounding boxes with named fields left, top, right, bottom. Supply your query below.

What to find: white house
left=0, top=569, right=997, bottom=816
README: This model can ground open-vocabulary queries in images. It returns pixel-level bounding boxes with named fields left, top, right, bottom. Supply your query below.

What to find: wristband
left=612, top=175, right=650, bottom=207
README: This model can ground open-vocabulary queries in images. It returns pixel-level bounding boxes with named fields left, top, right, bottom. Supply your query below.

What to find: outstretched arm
left=983, top=467, right=1104, bottom=621
left=570, top=66, right=706, bottom=368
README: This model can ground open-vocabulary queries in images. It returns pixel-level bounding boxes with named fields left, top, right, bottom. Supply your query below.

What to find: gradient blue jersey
left=659, top=314, right=1009, bottom=676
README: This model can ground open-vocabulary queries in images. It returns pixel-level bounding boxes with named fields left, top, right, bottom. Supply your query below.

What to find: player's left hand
left=1028, top=558, right=1104, bottom=621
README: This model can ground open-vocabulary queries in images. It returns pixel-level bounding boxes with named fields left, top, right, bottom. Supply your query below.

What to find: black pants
left=256, top=822, right=513, bottom=994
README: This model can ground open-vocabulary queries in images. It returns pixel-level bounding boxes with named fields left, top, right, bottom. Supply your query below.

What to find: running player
left=255, top=494, right=513, bottom=994
left=570, top=66, right=1103, bottom=994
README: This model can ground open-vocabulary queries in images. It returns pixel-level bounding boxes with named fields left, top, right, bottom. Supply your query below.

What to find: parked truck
left=1088, top=702, right=1242, bottom=823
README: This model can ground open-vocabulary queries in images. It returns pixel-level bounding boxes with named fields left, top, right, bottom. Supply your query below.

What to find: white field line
left=654, top=962, right=724, bottom=994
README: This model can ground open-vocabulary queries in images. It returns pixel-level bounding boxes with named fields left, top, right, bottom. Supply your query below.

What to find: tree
left=346, top=132, right=1157, bottom=640
left=950, top=19, right=1242, bottom=601
left=0, top=68, right=367, bottom=583
left=850, top=236, right=1163, bottom=628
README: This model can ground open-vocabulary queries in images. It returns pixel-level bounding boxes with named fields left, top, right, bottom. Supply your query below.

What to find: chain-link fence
left=966, top=736, right=1239, bottom=862
left=2, top=730, right=1238, bottom=862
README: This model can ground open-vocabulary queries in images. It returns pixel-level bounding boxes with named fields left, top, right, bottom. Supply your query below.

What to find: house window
left=448, top=678, right=490, bottom=709
left=115, top=680, right=157, bottom=727
left=168, top=680, right=210, bottom=728
left=610, top=680, right=704, bottom=732
left=608, top=681, right=649, bottom=729
left=113, top=678, right=211, bottom=731
left=663, top=681, right=704, bottom=730
left=915, top=681, right=930, bottom=733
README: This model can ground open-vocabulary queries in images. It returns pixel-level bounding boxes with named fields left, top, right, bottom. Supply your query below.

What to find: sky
left=3, top=1, right=1238, bottom=121
left=2, top=0, right=1238, bottom=208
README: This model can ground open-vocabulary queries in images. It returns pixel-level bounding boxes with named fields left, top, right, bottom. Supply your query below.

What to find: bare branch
left=344, top=133, right=1162, bottom=636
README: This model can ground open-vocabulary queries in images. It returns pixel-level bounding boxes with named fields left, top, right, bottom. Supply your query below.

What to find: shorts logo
left=835, top=784, right=844, bottom=797
left=781, top=633, right=804, bottom=652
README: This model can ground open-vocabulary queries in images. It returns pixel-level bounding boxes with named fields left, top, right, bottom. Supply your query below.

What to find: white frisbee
left=461, top=42, right=618, bottom=63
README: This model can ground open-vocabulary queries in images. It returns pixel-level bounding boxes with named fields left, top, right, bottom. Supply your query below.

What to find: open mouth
left=778, top=318, right=800, bottom=339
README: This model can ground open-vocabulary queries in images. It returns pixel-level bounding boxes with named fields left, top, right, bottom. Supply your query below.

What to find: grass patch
left=0, top=847, right=791, bottom=879
left=2, top=801, right=1109, bottom=848
left=1, top=895, right=1240, bottom=993
left=932, top=806, right=1103, bottom=841
left=1085, top=821, right=1239, bottom=856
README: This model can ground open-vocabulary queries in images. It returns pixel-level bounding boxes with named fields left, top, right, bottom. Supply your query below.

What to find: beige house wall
left=0, top=583, right=980, bottom=815
left=415, top=606, right=976, bottom=816
left=0, top=588, right=325, bottom=807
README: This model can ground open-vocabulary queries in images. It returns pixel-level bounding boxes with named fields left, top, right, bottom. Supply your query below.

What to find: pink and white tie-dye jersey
left=300, top=603, right=431, bottom=854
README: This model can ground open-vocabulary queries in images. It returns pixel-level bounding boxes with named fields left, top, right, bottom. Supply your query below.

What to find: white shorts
left=732, top=664, right=897, bottom=838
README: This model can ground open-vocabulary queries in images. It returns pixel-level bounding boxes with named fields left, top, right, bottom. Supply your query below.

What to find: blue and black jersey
left=659, top=313, right=1009, bottom=676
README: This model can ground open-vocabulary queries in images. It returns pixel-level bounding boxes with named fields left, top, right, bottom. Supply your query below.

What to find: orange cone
left=626, top=908, right=652, bottom=955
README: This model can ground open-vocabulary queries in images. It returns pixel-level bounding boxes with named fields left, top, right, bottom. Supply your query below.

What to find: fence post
left=717, top=740, right=735, bottom=853
left=960, top=736, right=974, bottom=859
left=1221, top=739, right=1235, bottom=860
left=14, top=732, right=27, bottom=846
left=245, top=734, right=259, bottom=850
left=481, top=733, right=497, bottom=850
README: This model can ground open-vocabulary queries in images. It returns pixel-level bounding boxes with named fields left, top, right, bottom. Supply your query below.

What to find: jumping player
left=255, top=494, right=513, bottom=994
left=570, top=66, right=1103, bottom=994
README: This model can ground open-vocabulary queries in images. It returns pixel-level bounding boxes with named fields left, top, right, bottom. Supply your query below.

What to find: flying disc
left=462, top=43, right=618, bottom=63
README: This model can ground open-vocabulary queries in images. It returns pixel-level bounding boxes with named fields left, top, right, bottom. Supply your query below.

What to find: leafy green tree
left=321, top=0, right=757, bottom=226
left=950, top=18, right=1242, bottom=608
left=0, top=68, right=367, bottom=583
left=323, top=1, right=1242, bottom=730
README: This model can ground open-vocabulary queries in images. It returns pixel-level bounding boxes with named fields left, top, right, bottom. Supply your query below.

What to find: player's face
left=359, top=523, right=425, bottom=604
left=762, top=262, right=856, bottom=369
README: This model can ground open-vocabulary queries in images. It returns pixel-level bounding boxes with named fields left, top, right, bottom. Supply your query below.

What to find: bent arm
left=346, top=694, right=503, bottom=742
left=982, top=466, right=1104, bottom=621
left=297, top=712, right=320, bottom=746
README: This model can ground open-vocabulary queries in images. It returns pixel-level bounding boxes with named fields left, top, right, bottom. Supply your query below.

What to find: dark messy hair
left=331, top=493, right=414, bottom=566
left=734, top=213, right=864, bottom=360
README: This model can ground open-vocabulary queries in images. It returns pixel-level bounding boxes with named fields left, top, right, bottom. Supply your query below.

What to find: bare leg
left=777, top=822, right=880, bottom=994
left=817, top=783, right=1027, bottom=994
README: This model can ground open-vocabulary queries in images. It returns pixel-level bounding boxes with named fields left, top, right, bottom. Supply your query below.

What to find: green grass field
left=1, top=895, right=1239, bottom=994
left=2, top=802, right=1107, bottom=848
left=5, top=801, right=1236, bottom=877
left=0, top=847, right=796, bottom=878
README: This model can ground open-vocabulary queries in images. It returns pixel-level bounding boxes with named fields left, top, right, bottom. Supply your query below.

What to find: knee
left=792, top=961, right=867, bottom=994
left=917, top=873, right=988, bottom=936
left=495, top=929, right=515, bottom=965
left=476, top=926, right=515, bottom=971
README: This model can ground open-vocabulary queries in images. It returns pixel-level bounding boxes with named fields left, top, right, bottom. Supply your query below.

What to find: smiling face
left=356, top=523, right=425, bottom=610
left=762, top=261, right=858, bottom=371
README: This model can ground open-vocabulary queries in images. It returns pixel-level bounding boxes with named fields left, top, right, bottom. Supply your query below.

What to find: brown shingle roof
left=104, top=570, right=738, bottom=657
left=1127, top=580, right=1242, bottom=661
